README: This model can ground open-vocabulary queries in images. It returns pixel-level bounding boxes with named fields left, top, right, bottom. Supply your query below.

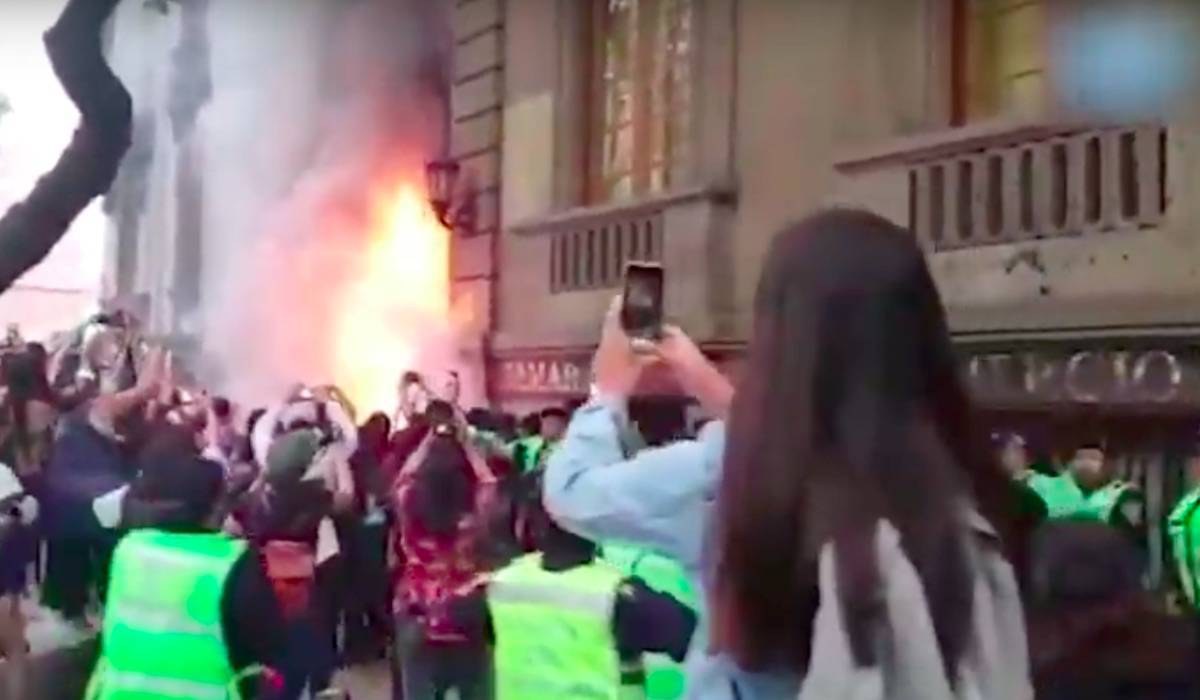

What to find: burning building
left=101, top=0, right=480, bottom=413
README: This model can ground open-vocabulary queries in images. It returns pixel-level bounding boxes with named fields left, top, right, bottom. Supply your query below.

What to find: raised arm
left=543, top=399, right=722, bottom=568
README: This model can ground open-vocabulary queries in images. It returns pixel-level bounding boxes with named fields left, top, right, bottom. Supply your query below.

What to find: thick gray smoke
left=112, top=0, right=474, bottom=412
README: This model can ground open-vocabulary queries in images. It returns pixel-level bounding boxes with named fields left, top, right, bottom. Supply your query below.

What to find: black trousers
left=390, top=614, right=490, bottom=700
left=341, top=521, right=391, bottom=663
left=42, top=534, right=115, bottom=620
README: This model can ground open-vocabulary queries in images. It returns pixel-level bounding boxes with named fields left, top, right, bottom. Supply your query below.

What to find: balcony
left=835, top=120, right=1168, bottom=251
left=545, top=204, right=665, bottom=294
left=832, top=119, right=1200, bottom=335
left=496, top=185, right=736, bottom=351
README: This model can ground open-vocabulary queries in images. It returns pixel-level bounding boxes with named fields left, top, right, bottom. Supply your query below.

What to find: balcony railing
left=838, top=122, right=1168, bottom=251
left=547, top=209, right=664, bottom=293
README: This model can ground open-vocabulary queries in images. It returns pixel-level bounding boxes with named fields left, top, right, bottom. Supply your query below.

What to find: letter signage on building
left=494, top=357, right=591, bottom=397
left=963, top=348, right=1194, bottom=406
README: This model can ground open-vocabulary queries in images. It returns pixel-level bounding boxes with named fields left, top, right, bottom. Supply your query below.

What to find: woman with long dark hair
left=0, top=348, right=57, bottom=483
left=544, top=209, right=1031, bottom=699
left=390, top=403, right=495, bottom=700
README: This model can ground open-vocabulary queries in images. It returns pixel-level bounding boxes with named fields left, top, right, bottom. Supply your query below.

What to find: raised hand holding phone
left=593, top=296, right=652, bottom=400
left=658, top=326, right=734, bottom=419
left=620, top=262, right=664, bottom=347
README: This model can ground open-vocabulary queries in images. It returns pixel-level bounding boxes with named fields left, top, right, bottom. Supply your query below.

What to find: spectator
left=544, top=209, right=1031, bottom=699
left=234, top=428, right=346, bottom=699
left=0, top=346, right=58, bottom=487
left=1029, top=521, right=1197, bottom=699
left=389, top=406, right=496, bottom=700
left=510, top=408, right=569, bottom=475
left=450, top=473, right=696, bottom=700
left=993, top=432, right=1048, bottom=596
left=41, top=348, right=168, bottom=623
left=0, top=462, right=38, bottom=699
left=339, top=412, right=394, bottom=664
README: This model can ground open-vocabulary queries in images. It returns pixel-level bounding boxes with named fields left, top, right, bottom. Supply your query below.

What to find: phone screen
left=621, top=262, right=664, bottom=340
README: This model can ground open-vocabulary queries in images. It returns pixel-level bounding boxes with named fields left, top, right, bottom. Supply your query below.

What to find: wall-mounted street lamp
left=425, top=158, right=477, bottom=236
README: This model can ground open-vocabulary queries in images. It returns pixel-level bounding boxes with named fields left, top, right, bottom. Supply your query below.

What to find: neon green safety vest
left=1169, top=487, right=1200, bottom=609
left=601, top=544, right=695, bottom=700
left=489, top=553, right=644, bottom=700
left=1025, top=471, right=1138, bottom=524
left=87, top=529, right=249, bottom=700
left=510, top=436, right=545, bottom=473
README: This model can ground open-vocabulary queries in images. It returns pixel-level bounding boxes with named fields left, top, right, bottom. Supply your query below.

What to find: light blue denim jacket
left=543, top=398, right=801, bottom=700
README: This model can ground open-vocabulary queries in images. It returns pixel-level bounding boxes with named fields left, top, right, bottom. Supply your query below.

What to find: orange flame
left=330, top=180, right=450, bottom=415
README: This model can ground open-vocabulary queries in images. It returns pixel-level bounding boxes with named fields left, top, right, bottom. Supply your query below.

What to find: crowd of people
left=0, top=210, right=1198, bottom=700
left=4, top=1, right=1200, bottom=699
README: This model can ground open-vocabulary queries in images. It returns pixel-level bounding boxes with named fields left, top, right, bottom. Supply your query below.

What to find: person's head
left=1070, top=441, right=1109, bottom=490
left=424, top=399, right=456, bottom=431
left=995, top=432, right=1029, bottom=478
left=1, top=347, right=50, bottom=403
left=359, top=412, right=392, bottom=455
left=127, top=425, right=225, bottom=529
left=443, top=371, right=462, bottom=404
left=518, top=413, right=541, bottom=439
left=265, top=429, right=322, bottom=491
left=406, top=430, right=477, bottom=538
left=1032, top=521, right=1141, bottom=609
left=715, top=209, right=1011, bottom=676
left=211, top=396, right=233, bottom=423
left=516, top=470, right=595, bottom=561
left=465, top=408, right=492, bottom=431
left=539, top=407, right=569, bottom=443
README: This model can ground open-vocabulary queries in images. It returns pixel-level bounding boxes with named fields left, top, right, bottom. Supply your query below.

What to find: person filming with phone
left=543, top=211, right=1033, bottom=700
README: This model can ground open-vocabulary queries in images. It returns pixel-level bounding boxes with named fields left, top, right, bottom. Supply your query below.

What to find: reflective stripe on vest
left=111, top=602, right=220, bottom=637
left=98, top=668, right=229, bottom=700
left=490, top=578, right=616, bottom=617
left=489, top=553, right=636, bottom=700
left=1025, top=471, right=1138, bottom=524
left=89, top=529, right=248, bottom=700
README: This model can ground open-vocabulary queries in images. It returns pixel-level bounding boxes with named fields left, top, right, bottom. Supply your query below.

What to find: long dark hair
left=1, top=349, right=55, bottom=469
left=405, top=431, right=476, bottom=538
left=713, top=209, right=1013, bottom=678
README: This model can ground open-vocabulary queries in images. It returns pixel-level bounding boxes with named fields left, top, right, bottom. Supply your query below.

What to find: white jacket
left=798, top=513, right=1033, bottom=700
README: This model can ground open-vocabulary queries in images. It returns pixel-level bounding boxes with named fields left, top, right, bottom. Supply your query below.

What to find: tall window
left=590, top=0, right=694, bottom=203
left=955, top=0, right=1048, bottom=124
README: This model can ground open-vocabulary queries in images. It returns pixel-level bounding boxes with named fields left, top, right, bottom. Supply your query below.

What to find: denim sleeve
left=543, top=398, right=722, bottom=568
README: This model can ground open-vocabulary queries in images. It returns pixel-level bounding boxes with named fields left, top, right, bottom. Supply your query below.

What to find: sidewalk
left=0, top=600, right=96, bottom=699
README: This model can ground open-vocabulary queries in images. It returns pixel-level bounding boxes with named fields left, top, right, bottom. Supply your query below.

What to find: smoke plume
left=171, top=0, right=469, bottom=412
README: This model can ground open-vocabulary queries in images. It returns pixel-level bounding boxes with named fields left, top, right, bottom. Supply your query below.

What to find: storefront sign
left=494, top=357, right=591, bottom=396
left=963, top=348, right=1197, bottom=406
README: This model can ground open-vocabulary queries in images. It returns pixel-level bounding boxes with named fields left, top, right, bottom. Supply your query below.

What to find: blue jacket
left=544, top=398, right=801, bottom=700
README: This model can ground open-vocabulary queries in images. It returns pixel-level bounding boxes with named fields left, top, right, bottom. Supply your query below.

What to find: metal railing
left=546, top=208, right=665, bottom=293
left=907, top=125, right=1167, bottom=250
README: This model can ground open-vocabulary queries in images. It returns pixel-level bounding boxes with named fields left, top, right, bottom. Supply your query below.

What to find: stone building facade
left=450, top=0, right=1200, bottom=579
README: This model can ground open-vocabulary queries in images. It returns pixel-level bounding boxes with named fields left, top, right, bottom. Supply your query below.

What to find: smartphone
left=621, top=262, right=664, bottom=341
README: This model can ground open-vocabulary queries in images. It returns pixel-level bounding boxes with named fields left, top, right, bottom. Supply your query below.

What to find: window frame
left=585, top=0, right=697, bottom=204
left=950, top=0, right=1050, bottom=126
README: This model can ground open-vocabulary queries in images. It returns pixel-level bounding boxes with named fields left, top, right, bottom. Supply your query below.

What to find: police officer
left=1169, top=440, right=1200, bottom=610
left=1026, top=440, right=1142, bottom=532
left=599, top=543, right=697, bottom=700
left=86, top=427, right=286, bottom=699
left=451, top=486, right=696, bottom=700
